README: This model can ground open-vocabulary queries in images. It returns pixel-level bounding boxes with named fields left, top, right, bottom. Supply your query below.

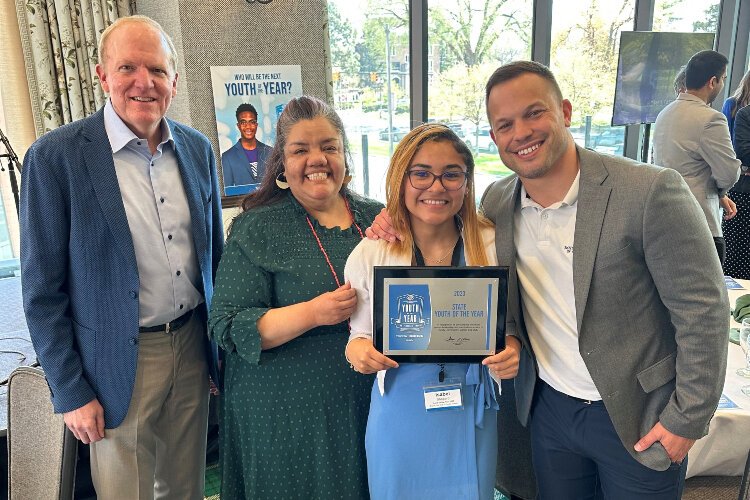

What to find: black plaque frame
left=373, top=266, right=508, bottom=363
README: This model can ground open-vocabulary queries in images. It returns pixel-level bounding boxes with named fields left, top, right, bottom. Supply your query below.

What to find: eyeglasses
left=407, top=169, right=468, bottom=191
left=238, top=119, right=258, bottom=126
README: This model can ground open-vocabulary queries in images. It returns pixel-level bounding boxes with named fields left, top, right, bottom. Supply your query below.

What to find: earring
left=276, top=172, right=289, bottom=190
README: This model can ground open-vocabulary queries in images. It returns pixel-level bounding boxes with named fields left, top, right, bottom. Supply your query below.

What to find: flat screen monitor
left=611, top=31, right=715, bottom=126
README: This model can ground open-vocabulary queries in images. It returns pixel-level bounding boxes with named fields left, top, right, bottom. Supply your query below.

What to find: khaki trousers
left=90, top=314, right=209, bottom=500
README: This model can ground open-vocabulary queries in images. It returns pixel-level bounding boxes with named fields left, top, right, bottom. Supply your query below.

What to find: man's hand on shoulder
left=364, top=208, right=402, bottom=242
left=634, top=421, right=695, bottom=463
left=64, top=399, right=105, bottom=444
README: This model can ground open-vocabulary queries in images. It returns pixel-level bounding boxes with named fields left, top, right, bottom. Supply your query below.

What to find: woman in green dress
left=209, top=96, right=382, bottom=499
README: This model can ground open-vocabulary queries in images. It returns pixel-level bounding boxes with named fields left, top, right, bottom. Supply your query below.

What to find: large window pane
left=328, top=0, right=410, bottom=202
left=550, top=0, right=636, bottom=158
left=427, top=0, right=533, bottom=193
left=653, top=0, right=719, bottom=32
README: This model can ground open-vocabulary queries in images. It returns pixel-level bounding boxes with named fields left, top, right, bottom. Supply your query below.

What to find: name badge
left=423, top=381, right=463, bottom=412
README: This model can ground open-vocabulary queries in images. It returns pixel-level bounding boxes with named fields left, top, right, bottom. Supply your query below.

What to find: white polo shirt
left=515, top=170, right=601, bottom=400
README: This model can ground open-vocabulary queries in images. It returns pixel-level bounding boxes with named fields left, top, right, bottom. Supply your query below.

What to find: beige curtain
left=14, top=0, right=135, bottom=137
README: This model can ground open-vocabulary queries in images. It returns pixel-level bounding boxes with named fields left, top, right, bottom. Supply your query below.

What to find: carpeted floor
left=203, top=468, right=742, bottom=500
left=203, top=464, right=512, bottom=500
left=682, top=475, right=742, bottom=500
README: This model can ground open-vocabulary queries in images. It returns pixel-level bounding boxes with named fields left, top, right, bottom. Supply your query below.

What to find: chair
left=739, top=448, right=750, bottom=500
left=7, top=366, right=77, bottom=500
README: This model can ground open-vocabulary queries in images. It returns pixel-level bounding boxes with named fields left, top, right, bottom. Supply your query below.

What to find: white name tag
left=423, top=382, right=463, bottom=412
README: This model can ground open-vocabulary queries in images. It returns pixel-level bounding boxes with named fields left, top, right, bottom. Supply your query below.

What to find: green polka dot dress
left=209, top=191, right=383, bottom=499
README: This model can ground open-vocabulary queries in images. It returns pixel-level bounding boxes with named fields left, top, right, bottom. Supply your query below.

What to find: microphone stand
left=0, top=127, right=21, bottom=215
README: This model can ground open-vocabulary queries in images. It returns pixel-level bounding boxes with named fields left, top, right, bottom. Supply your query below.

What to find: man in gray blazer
left=653, top=50, right=740, bottom=264
left=480, top=61, right=728, bottom=498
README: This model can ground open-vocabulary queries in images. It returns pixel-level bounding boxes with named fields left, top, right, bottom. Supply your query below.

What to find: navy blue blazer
left=221, top=139, right=272, bottom=187
left=20, top=108, right=224, bottom=428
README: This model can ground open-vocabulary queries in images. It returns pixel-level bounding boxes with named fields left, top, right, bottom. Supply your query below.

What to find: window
left=427, top=0, right=534, bottom=194
left=644, top=0, right=721, bottom=162
left=327, top=0, right=411, bottom=202
left=550, top=0, right=636, bottom=158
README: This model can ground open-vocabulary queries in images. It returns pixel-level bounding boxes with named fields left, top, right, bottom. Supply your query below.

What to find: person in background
left=209, top=95, right=382, bottom=499
left=722, top=69, right=750, bottom=144
left=345, top=123, right=521, bottom=500
left=725, top=103, right=750, bottom=278
left=221, top=103, right=273, bottom=190
left=674, top=65, right=687, bottom=95
left=653, top=50, right=740, bottom=264
left=20, top=15, right=223, bottom=499
left=649, top=66, right=686, bottom=164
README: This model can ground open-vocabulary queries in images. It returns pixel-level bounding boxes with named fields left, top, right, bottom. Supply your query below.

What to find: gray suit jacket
left=653, top=93, right=740, bottom=237
left=481, top=146, right=728, bottom=471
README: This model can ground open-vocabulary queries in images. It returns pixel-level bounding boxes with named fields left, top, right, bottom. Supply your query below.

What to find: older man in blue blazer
left=20, top=15, right=223, bottom=499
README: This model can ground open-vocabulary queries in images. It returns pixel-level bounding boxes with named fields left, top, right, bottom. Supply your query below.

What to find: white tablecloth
left=686, top=279, right=750, bottom=478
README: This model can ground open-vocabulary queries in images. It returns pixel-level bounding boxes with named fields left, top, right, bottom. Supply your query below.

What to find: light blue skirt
left=365, top=362, right=499, bottom=500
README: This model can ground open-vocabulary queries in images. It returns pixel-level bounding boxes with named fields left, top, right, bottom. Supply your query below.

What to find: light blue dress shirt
left=103, top=100, right=203, bottom=327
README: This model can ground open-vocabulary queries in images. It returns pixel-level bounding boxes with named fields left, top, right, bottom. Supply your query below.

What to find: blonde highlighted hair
left=385, top=123, right=492, bottom=266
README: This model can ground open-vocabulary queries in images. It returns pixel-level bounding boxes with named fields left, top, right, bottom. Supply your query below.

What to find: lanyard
left=305, top=197, right=364, bottom=288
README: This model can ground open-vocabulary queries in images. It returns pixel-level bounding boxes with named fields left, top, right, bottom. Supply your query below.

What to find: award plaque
left=373, top=266, right=508, bottom=362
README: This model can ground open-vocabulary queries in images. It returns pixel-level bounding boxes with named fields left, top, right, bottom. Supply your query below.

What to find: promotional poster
left=210, top=65, right=303, bottom=198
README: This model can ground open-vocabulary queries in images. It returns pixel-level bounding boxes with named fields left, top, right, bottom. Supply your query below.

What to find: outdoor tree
left=651, top=0, right=682, bottom=31
left=431, top=63, right=498, bottom=147
left=327, top=2, right=360, bottom=81
left=429, top=0, right=529, bottom=68
left=692, top=3, right=719, bottom=33
left=552, top=0, right=634, bottom=127
left=357, top=1, right=409, bottom=89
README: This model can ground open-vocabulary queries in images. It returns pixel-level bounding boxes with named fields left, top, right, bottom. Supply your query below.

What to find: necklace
left=425, top=245, right=455, bottom=265
left=305, top=197, right=364, bottom=287
left=414, top=236, right=460, bottom=266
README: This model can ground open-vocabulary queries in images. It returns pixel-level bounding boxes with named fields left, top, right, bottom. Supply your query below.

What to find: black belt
left=139, top=308, right=193, bottom=334
left=539, top=380, right=601, bottom=405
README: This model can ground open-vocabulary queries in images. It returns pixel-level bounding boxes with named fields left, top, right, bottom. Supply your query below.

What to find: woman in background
left=209, top=96, right=382, bottom=499
left=345, top=123, right=520, bottom=500
left=722, top=71, right=750, bottom=278
left=722, top=69, right=750, bottom=143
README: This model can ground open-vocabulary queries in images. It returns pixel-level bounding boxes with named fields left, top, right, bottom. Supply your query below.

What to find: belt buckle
left=165, top=321, right=172, bottom=334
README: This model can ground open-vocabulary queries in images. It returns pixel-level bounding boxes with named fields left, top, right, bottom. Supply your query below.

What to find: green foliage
left=552, top=0, right=633, bottom=127
left=328, top=3, right=360, bottom=75
left=693, top=3, right=719, bottom=33
left=429, top=0, right=504, bottom=67
left=430, top=63, right=496, bottom=131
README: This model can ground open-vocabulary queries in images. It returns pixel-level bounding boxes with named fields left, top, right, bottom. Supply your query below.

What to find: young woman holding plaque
left=344, top=123, right=521, bottom=500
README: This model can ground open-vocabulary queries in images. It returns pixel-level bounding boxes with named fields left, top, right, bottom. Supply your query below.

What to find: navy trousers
left=530, top=381, right=686, bottom=500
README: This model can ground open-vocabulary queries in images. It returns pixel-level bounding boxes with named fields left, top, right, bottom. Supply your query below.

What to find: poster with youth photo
left=210, top=65, right=303, bottom=200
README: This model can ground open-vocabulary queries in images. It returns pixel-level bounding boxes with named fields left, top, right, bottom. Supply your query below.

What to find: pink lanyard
left=305, top=197, right=364, bottom=288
